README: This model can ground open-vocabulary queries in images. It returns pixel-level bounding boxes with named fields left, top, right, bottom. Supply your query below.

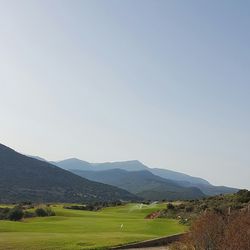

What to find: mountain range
left=0, top=144, right=138, bottom=203
left=71, top=169, right=205, bottom=200
left=53, top=158, right=237, bottom=197
left=0, top=143, right=238, bottom=203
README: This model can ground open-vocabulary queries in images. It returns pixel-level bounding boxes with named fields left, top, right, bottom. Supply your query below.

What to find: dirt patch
left=145, top=211, right=161, bottom=219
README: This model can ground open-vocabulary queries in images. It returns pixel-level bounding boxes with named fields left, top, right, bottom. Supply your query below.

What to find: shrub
left=167, top=203, right=175, bottom=210
left=178, top=211, right=250, bottom=250
left=45, top=207, right=55, bottom=216
left=185, top=206, right=193, bottom=212
left=24, top=211, right=35, bottom=218
left=8, top=207, right=24, bottom=221
left=222, top=212, right=250, bottom=250
left=35, top=208, right=48, bottom=217
left=64, top=205, right=87, bottom=210
left=178, top=203, right=185, bottom=210
left=200, top=203, right=208, bottom=210
left=35, top=207, right=55, bottom=217
left=237, top=189, right=250, bottom=203
left=0, top=207, right=10, bottom=220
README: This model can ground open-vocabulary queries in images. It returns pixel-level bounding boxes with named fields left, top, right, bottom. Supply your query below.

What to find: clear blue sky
left=0, top=0, right=249, bottom=189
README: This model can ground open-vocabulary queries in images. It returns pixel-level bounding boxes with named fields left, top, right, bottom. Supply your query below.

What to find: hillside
left=71, top=169, right=205, bottom=200
left=54, top=159, right=209, bottom=185
left=52, top=158, right=92, bottom=171
left=159, top=189, right=250, bottom=222
left=0, top=144, right=138, bottom=203
left=55, top=158, right=237, bottom=196
left=175, top=181, right=238, bottom=196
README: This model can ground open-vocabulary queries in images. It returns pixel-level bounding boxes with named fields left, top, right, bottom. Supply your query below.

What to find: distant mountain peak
left=55, top=158, right=90, bottom=163
left=53, top=158, right=92, bottom=171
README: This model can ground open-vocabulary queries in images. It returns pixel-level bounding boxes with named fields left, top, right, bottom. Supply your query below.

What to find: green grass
left=0, top=203, right=187, bottom=250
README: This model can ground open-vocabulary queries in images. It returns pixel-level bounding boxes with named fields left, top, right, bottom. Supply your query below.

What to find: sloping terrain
left=52, top=158, right=92, bottom=171
left=55, top=158, right=237, bottom=196
left=175, top=181, right=238, bottom=196
left=71, top=169, right=205, bottom=200
left=0, top=144, right=138, bottom=203
left=54, top=159, right=209, bottom=185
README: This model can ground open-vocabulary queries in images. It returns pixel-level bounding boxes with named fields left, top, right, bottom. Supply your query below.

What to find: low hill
left=176, top=182, right=238, bottom=196
left=0, top=144, right=139, bottom=203
left=71, top=169, right=205, bottom=200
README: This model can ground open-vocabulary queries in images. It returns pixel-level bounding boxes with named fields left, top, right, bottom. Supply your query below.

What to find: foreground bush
left=170, top=211, right=250, bottom=250
left=222, top=212, right=250, bottom=250
left=187, top=212, right=225, bottom=250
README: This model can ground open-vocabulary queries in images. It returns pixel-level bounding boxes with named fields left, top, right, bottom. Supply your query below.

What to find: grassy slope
left=0, top=203, right=187, bottom=250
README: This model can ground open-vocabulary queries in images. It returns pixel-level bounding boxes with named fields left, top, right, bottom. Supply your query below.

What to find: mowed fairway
left=0, top=203, right=187, bottom=250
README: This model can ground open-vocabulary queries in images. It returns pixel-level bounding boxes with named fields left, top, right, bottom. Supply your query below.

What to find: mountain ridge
left=54, top=158, right=210, bottom=185
left=71, top=168, right=206, bottom=200
left=53, top=158, right=237, bottom=196
left=0, top=143, right=139, bottom=203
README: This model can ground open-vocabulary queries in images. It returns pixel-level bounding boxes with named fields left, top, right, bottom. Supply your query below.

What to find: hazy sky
left=0, top=0, right=249, bottom=189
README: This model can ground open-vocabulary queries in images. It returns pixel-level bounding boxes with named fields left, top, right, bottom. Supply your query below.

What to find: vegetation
left=0, top=206, right=25, bottom=221
left=0, top=205, right=56, bottom=221
left=64, top=201, right=123, bottom=211
left=167, top=190, right=250, bottom=250
left=170, top=211, right=250, bottom=250
left=8, top=207, right=24, bottom=221
left=35, top=207, right=55, bottom=217
left=71, top=169, right=206, bottom=201
left=0, top=203, right=187, bottom=250
left=160, top=190, right=250, bottom=225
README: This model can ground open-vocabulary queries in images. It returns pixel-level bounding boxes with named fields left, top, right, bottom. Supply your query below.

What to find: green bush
left=236, top=190, right=250, bottom=203
left=8, top=207, right=24, bottom=221
left=24, top=211, right=35, bottom=218
left=35, top=208, right=48, bottom=217
left=46, top=207, right=55, bottom=216
left=0, top=207, right=10, bottom=220
left=35, top=207, right=55, bottom=217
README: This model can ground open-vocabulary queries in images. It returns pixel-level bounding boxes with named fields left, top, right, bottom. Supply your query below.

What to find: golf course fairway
left=0, top=203, right=187, bottom=250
